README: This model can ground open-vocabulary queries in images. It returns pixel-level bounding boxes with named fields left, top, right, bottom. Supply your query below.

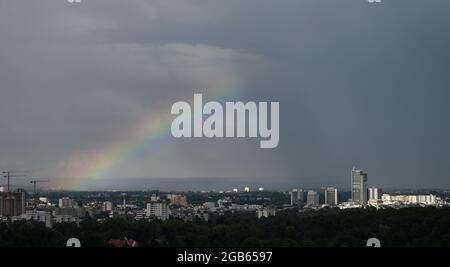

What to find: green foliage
left=0, top=220, right=64, bottom=247
left=1, top=207, right=450, bottom=247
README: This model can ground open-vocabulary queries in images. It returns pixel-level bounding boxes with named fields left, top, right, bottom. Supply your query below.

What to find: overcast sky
left=1, top=0, right=450, bottom=190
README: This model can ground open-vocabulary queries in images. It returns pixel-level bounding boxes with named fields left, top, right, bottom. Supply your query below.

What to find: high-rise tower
left=351, top=167, right=368, bottom=205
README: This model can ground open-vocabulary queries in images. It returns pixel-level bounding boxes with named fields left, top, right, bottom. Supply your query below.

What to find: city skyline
left=2, top=173, right=449, bottom=192
left=1, top=164, right=447, bottom=248
left=2, top=166, right=445, bottom=195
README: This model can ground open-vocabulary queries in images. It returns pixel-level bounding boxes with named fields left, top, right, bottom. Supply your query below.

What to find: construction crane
left=2, top=171, right=29, bottom=193
left=30, top=179, right=49, bottom=206
left=30, top=180, right=49, bottom=197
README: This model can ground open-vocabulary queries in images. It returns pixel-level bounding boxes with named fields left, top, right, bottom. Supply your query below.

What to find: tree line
left=1, top=207, right=450, bottom=247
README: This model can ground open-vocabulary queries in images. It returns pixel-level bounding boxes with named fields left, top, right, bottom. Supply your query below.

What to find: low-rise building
left=256, top=207, right=277, bottom=219
left=24, top=210, right=53, bottom=228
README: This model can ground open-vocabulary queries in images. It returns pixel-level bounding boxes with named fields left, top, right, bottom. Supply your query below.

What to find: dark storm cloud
left=1, top=0, right=449, bottom=189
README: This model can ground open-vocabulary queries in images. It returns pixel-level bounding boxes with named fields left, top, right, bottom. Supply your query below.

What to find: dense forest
left=1, top=207, right=450, bottom=247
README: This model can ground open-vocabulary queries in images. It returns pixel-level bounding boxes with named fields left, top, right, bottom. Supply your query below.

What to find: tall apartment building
left=306, top=190, right=320, bottom=207
left=325, top=187, right=338, bottom=206
left=351, top=167, right=368, bottom=205
left=290, top=189, right=304, bottom=206
left=0, top=189, right=26, bottom=217
left=146, top=202, right=169, bottom=221
left=290, top=189, right=298, bottom=206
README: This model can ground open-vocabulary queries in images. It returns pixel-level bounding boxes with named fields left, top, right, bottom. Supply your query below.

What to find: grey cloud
left=1, top=0, right=450, bottom=189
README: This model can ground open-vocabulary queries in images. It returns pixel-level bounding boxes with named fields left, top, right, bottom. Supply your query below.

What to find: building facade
left=256, top=207, right=277, bottom=219
left=307, top=190, right=320, bottom=207
left=325, top=187, right=338, bottom=206
left=290, top=189, right=298, bottom=206
left=24, top=210, right=53, bottom=228
left=368, top=187, right=379, bottom=201
left=146, top=202, right=169, bottom=221
left=290, top=189, right=304, bottom=206
left=58, top=197, right=77, bottom=208
left=0, top=189, right=25, bottom=217
left=351, top=167, right=368, bottom=205
left=167, top=194, right=188, bottom=206
left=102, top=201, right=113, bottom=212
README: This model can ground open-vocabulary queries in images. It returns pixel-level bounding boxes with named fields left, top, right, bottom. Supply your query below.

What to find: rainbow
left=61, top=81, right=242, bottom=190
